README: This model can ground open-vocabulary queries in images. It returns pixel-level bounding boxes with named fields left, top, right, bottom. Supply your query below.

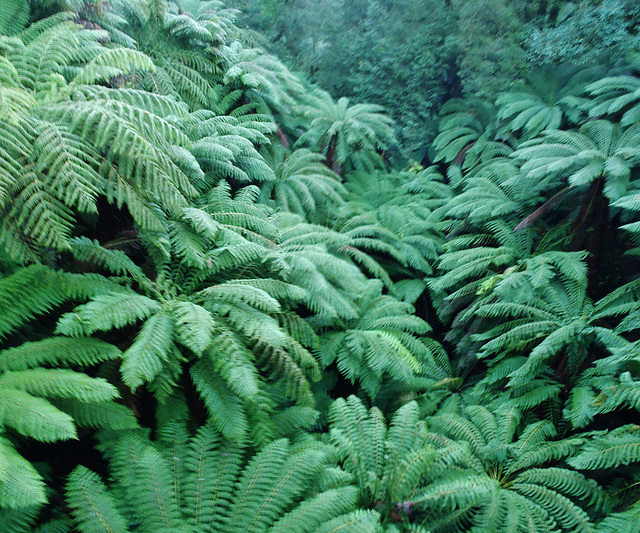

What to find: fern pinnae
left=189, top=360, right=250, bottom=440
left=0, top=369, right=118, bottom=403
left=120, top=312, right=175, bottom=390
left=568, top=426, right=640, bottom=470
left=66, top=466, right=129, bottom=533
left=0, top=435, right=47, bottom=509
left=55, top=291, right=160, bottom=337
left=266, top=486, right=359, bottom=533
left=512, top=482, right=595, bottom=532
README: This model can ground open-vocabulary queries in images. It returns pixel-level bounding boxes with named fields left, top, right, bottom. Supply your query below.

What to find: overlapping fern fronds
left=63, top=419, right=379, bottom=532
left=0, top=15, right=200, bottom=262
left=418, top=403, right=605, bottom=533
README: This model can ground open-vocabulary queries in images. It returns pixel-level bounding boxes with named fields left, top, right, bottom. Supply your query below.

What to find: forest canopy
left=2, top=0, right=640, bottom=531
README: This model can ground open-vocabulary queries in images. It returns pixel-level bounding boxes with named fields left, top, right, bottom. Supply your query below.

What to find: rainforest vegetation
left=3, top=0, right=640, bottom=531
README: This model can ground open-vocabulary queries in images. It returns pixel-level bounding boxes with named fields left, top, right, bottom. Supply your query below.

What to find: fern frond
left=0, top=265, right=69, bottom=338
left=66, top=466, right=128, bottom=533
left=52, top=399, right=137, bottom=430
left=0, top=369, right=118, bottom=403
left=315, top=509, right=381, bottom=533
left=120, top=312, right=175, bottom=390
left=0, top=388, right=76, bottom=442
left=0, top=436, right=47, bottom=509
left=0, top=337, right=121, bottom=371
left=56, top=291, right=159, bottom=337
left=225, top=439, right=325, bottom=533
left=568, top=425, right=640, bottom=470
left=267, top=486, right=359, bottom=533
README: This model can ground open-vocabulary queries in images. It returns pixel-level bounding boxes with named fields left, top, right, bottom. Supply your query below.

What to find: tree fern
left=514, top=120, right=640, bottom=202
left=587, top=73, right=640, bottom=126
left=0, top=268, right=136, bottom=510
left=260, top=146, right=346, bottom=220
left=417, top=403, right=603, bottom=532
left=469, top=268, right=640, bottom=392
left=328, top=395, right=436, bottom=524
left=497, top=64, right=599, bottom=138
left=63, top=421, right=375, bottom=532
left=432, top=97, right=510, bottom=171
left=296, top=89, right=396, bottom=173
left=54, top=214, right=323, bottom=440
left=317, top=280, right=435, bottom=399
left=0, top=15, right=203, bottom=261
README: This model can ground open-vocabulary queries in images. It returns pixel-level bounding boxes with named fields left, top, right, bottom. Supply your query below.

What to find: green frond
left=260, top=148, right=346, bottom=219
left=0, top=369, right=118, bottom=403
left=110, top=433, right=182, bottom=532
left=56, top=291, right=159, bottom=337
left=315, top=510, right=382, bottom=533
left=120, top=312, right=175, bottom=390
left=0, top=436, right=47, bottom=509
left=0, top=0, right=28, bottom=36
left=507, top=439, right=584, bottom=475
left=224, top=438, right=326, bottom=533
left=587, top=74, right=640, bottom=126
left=68, top=237, right=152, bottom=288
left=0, top=265, right=69, bottom=338
left=170, top=300, right=214, bottom=356
left=297, top=90, right=395, bottom=168
left=267, top=486, right=360, bottom=533
left=71, top=47, right=155, bottom=86
left=0, top=506, right=40, bottom=533
left=568, top=425, right=640, bottom=470
left=595, top=499, right=640, bottom=533
left=511, top=482, right=594, bottom=532
left=516, top=468, right=603, bottom=508
left=190, top=359, right=250, bottom=440
left=52, top=399, right=137, bottom=430
left=0, top=337, right=121, bottom=371
left=204, top=329, right=260, bottom=400
left=183, top=423, right=244, bottom=531
left=0, top=388, right=76, bottom=442
left=66, top=466, right=128, bottom=533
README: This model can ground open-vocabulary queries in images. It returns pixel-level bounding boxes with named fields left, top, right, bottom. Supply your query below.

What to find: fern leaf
left=120, top=312, right=175, bottom=390
left=568, top=425, right=640, bottom=469
left=66, top=466, right=129, bottom=533
left=56, top=291, right=159, bottom=337
left=0, top=388, right=76, bottom=442
left=190, top=360, right=249, bottom=440
left=0, top=337, right=121, bottom=372
left=52, top=399, right=137, bottom=430
left=0, top=369, right=118, bottom=403
left=226, top=439, right=326, bottom=533
left=266, top=486, right=359, bottom=533
left=314, top=510, right=381, bottom=533
left=0, top=265, right=68, bottom=339
left=184, top=424, right=244, bottom=531
left=170, top=301, right=214, bottom=356
left=0, top=437, right=46, bottom=509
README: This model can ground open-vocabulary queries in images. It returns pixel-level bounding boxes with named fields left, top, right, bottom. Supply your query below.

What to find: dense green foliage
left=3, top=0, right=640, bottom=531
left=236, top=0, right=640, bottom=155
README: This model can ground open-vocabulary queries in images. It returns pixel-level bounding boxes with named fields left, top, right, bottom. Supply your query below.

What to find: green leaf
left=66, top=466, right=129, bottom=533
left=0, top=437, right=46, bottom=509
left=120, top=313, right=175, bottom=390
left=0, top=388, right=76, bottom=442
